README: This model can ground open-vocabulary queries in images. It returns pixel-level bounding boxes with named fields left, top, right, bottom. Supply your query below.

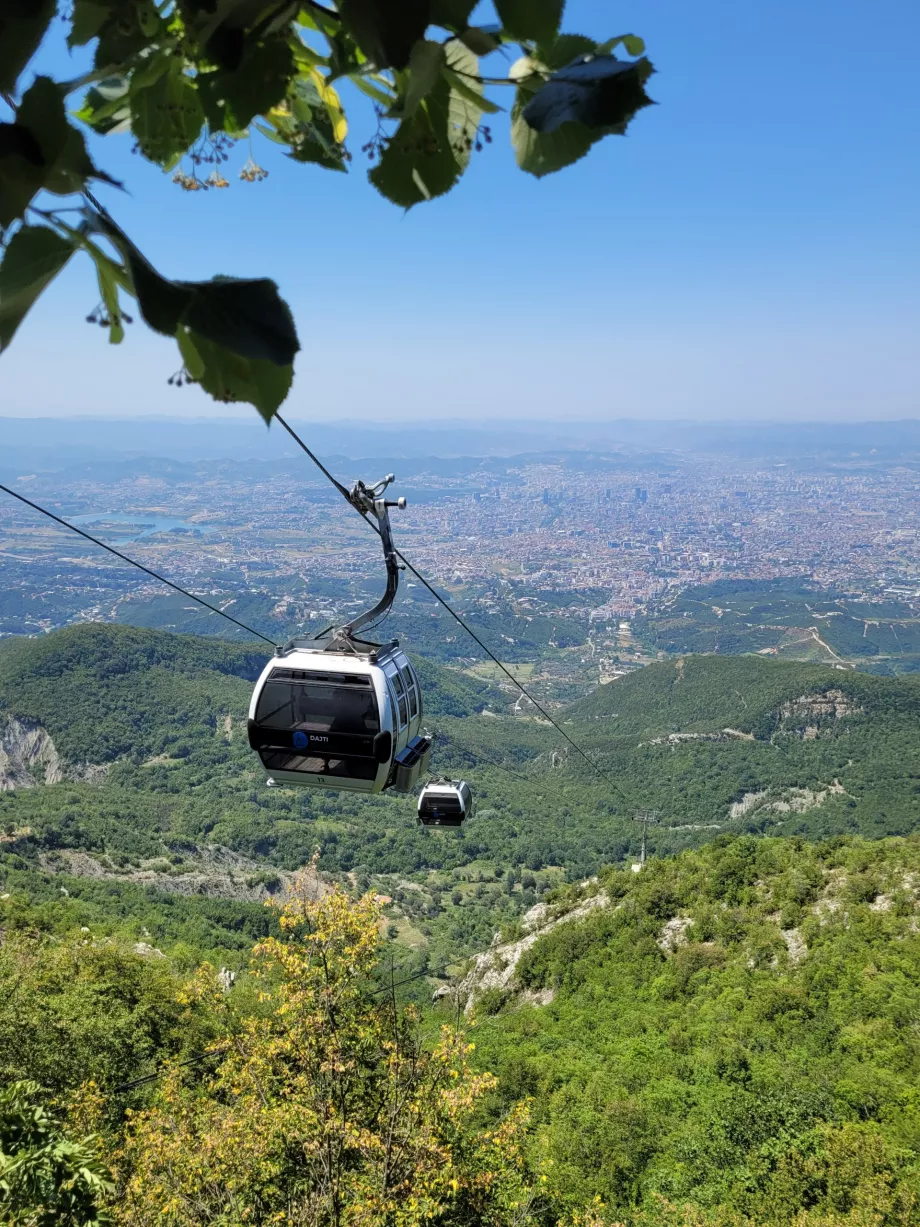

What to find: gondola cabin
left=247, top=641, right=431, bottom=793
left=417, top=780, right=473, bottom=828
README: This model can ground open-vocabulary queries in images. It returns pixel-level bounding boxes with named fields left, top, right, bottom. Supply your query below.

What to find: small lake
left=70, top=513, right=214, bottom=541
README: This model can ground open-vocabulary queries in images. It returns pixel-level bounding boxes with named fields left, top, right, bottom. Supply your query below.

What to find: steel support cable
left=273, top=415, right=636, bottom=807
left=0, top=483, right=278, bottom=648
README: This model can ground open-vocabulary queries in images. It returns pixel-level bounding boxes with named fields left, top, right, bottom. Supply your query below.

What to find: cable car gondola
left=417, top=780, right=473, bottom=828
left=247, top=475, right=433, bottom=795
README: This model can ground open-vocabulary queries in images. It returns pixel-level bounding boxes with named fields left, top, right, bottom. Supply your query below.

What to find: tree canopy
left=0, top=1, right=654, bottom=420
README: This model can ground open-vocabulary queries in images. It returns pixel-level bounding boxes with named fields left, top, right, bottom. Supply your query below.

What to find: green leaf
left=370, top=41, right=481, bottom=208
left=182, top=329, right=294, bottom=421
left=1, top=77, right=121, bottom=220
left=0, top=0, right=56, bottom=94
left=511, top=91, right=597, bottom=178
left=443, top=69, right=502, bottom=115
left=351, top=75, right=398, bottom=108
left=430, top=0, right=477, bottom=30
left=130, top=61, right=204, bottom=164
left=458, top=27, right=501, bottom=56
left=598, top=33, right=646, bottom=57
left=339, top=0, right=431, bottom=70
left=68, top=0, right=109, bottom=48
left=522, top=55, right=655, bottom=135
left=198, top=35, right=294, bottom=132
left=92, top=211, right=300, bottom=368
left=92, top=218, right=191, bottom=336
left=73, top=78, right=132, bottom=137
left=0, top=127, right=45, bottom=227
left=0, top=225, right=75, bottom=352
left=446, top=38, right=484, bottom=129
left=402, top=40, right=445, bottom=119
left=93, top=4, right=157, bottom=67
left=495, top=0, right=563, bottom=46
left=261, top=77, right=348, bottom=172
left=184, top=277, right=300, bottom=367
left=176, top=326, right=205, bottom=379
left=539, top=34, right=598, bottom=71
left=94, top=253, right=124, bottom=345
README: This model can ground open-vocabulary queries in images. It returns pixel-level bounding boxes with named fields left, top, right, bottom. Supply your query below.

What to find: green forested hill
left=568, top=652, right=920, bottom=736
left=631, top=577, right=920, bottom=672
left=0, top=624, right=266, bottom=763
left=471, top=834, right=920, bottom=1225
left=0, top=623, right=499, bottom=764
left=5, top=629, right=920, bottom=1222
left=565, top=654, right=920, bottom=846
left=4, top=625, right=920, bottom=972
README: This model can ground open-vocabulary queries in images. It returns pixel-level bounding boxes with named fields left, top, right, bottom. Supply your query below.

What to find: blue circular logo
left=292, top=730, right=308, bottom=749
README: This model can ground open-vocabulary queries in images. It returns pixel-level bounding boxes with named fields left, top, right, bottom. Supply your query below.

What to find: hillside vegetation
left=632, top=578, right=920, bottom=672
left=471, top=834, right=920, bottom=1225
left=4, top=626, right=920, bottom=1221
left=4, top=625, right=920, bottom=971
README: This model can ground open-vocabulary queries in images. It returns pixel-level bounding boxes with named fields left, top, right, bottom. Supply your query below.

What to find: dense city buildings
left=2, top=446, right=919, bottom=687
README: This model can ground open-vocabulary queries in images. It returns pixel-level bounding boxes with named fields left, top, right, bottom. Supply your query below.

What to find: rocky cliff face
left=443, top=887, right=610, bottom=1014
left=0, top=714, right=106, bottom=790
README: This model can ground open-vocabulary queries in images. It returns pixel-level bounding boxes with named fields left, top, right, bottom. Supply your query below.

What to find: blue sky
left=4, top=0, right=919, bottom=422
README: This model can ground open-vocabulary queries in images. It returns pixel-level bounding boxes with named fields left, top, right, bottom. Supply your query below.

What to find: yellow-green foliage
left=118, top=879, right=537, bottom=1225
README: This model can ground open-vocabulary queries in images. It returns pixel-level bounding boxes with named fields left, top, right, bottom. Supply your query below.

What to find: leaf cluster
left=0, top=0, right=653, bottom=416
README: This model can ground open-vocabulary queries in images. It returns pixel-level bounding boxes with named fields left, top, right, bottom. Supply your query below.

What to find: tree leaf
left=511, top=95, right=597, bottom=177
left=198, top=35, right=294, bottom=132
left=598, top=33, right=646, bottom=57
left=183, top=277, right=300, bottom=367
left=2, top=77, right=121, bottom=218
left=93, top=252, right=124, bottom=345
left=182, top=329, right=294, bottom=421
left=0, top=128, right=46, bottom=227
left=370, top=41, right=480, bottom=207
left=540, top=33, right=598, bottom=71
left=495, top=0, right=563, bottom=46
left=0, top=0, right=56, bottom=94
left=130, top=61, right=204, bottom=164
left=0, top=225, right=75, bottom=352
left=262, top=79, right=348, bottom=171
left=68, top=0, right=110, bottom=48
left=443, top=69, right=502, bottom=115
left=311, top=70, right=348, bottom=144
left=370, top=94, right=456, bottom=207
left=93, top=211, right=299, bottom=366
left=176, top=326, right=205, bottom=379
left=74, top=77, right=132, bottom=136
left=351, top=75, right=398, bottom=108
left=403, top=40, right=445, bottom=119
left=446, top=39, right=484, bottom=134
left=522, top=55, right=655, bottom=135
left=430, top=0, right=477, bottom=30
left=339, top=0, right=431, bottom=70
left=457, top=27, right=501, bottom=56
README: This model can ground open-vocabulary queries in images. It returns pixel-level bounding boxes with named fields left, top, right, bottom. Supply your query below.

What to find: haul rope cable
left=2, top=451, right=636, bottom=804
left=0, top=483, right=277, bottom=647
left=274, top=414, right=636, bottom=807
left=0, top=479, right=631, bottom=801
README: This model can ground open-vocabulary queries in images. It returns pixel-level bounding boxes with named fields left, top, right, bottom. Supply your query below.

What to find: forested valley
left=2, top=623, right=920, bottom=1223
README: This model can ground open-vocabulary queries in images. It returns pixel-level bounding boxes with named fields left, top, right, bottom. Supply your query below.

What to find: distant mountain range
left=4, top=416, right=920, bottom=470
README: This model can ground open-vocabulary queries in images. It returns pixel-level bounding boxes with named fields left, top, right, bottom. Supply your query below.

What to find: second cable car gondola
left=247, top=475, right=433, bottom=795
left=417, top=779, right=473, bottom=828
